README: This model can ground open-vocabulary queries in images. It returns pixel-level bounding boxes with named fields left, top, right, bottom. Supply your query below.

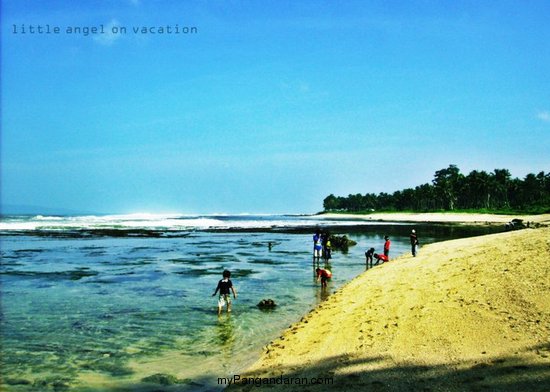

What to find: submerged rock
left=5, top=378, right=32, bottom=385
left=32, top=377, right=71, bottom=391
left=0, top=269, right=99, bottom=281
left=84, top=361, right=134, bottom=376
left=257, top=299, right=277, bottom=309
left=141, top=373, right=185, bottom=385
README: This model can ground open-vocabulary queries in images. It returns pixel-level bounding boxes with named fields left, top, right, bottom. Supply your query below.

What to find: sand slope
left=229, top=227, right=550, bottom=391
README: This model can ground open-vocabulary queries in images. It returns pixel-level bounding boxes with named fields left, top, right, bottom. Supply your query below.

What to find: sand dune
left=229, top=227, right=550, bottom=391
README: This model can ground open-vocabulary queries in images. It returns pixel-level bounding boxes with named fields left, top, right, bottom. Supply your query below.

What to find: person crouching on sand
left=316, top=267, right=332, bottom=288
left=212, top=270, right=237, bottom=315
left=373, top=253, right=389, bottom=264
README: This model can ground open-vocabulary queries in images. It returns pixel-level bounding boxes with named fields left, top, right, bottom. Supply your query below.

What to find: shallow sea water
left=0, top=215, right=500, bottom=391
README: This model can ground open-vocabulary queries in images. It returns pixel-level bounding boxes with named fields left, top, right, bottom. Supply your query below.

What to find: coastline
left=319, top=212, right=550, bottom=225
left=229, top=227, right=550, bottom=391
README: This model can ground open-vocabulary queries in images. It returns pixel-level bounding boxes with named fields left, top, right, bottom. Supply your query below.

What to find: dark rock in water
left=174, top=269, right=219, bottom=277
left=71, top=320, right=85, bottom=330
left=32, top=377, right=71, bottom=391
left=142, top=373, right=184, bottom=385
left=232, top=268, right=257, bottom=277
left=248, top=259, right=285, bottom=265
left=14, top=248, right=46, bottom=254
left=89, top=361, right=134, bottom=376
left=505, top=218, right=526, bottom=231
left=257, top=299, right=277, bottom=309
left=329, top=234, right=357, bottom=251
left=5, top=378, right=32, bottom=385
left=0, top=269, right=99, bottom=281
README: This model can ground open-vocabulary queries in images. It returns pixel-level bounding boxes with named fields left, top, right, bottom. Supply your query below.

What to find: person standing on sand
left=212, top=270, right=237, bottom=315
left=410, top=229, right=419, bottom=257
left=384, top=235, right=391, bottom=258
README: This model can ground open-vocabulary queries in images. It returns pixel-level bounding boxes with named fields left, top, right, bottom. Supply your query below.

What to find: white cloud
left=537, top=111, right=550, bottom=123
left=93, top=19, right=124, bottom=46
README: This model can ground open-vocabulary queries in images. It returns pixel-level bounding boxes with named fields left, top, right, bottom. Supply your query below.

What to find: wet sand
left=320, top=212, right=550, bottom=225
left=229, top=227, right=550, bottom=391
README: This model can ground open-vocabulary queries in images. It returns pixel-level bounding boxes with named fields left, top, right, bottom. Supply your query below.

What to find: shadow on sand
left=225, top=342, right=550, bottom=392
left=7, top=344, right=547, bottom=391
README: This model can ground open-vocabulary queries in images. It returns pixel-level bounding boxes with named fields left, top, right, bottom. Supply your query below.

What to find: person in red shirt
left=373, top=253, right=389, bottom=263
left=315, top=268, right=332, bottom=288
left=384, top=235, right=391, bottom=258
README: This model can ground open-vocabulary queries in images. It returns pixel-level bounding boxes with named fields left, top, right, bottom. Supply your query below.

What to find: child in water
left=316, top=267, right=332, bottom=288
left=313, top=231, right=323, bottom=262
left=212, top=270, right=237, bottom=315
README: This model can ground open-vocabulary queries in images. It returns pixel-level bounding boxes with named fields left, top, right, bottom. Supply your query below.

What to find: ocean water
left=0, top=214, right=501, bottom=391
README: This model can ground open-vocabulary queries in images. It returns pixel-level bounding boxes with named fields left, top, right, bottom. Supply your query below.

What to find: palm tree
left=432, top=165, right=462, bottom=210
left=493, top=169, right=511, bottom=209
left=323, top=194, right=339, bottom=211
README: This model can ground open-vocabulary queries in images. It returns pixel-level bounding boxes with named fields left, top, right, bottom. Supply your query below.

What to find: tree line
left=323, top=165, right=550, bottom=214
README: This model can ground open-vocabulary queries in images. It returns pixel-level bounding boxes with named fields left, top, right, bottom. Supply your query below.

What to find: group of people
left=364, top=235, right=391, bottom=267
left=365, top=230, right=420, bottom=267
left=213, top=229, right=421, bottom=315
left=312, top=230, right=332, bottom=262
left=313, top=230, right=333, bottom=289
left=316, top=229, right=422, bottom=289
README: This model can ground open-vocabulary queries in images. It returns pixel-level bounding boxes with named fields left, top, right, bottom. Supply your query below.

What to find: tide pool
left=0, top=215, right=500, bottom=391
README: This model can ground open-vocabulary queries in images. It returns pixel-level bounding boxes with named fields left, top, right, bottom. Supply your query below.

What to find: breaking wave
left=0, top=213, right=392, bottom=238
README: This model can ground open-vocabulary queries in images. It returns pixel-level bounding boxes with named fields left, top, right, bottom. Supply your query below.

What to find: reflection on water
left=0, top=222, right=501, bottom=390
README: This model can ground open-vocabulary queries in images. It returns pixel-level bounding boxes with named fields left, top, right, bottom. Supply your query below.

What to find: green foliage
left=323, top=165, right=550, bottom=214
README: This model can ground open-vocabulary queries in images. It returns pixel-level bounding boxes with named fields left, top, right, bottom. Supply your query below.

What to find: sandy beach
left=320, top=212, right=550, bottom=225
left=229, top=226, right=550, bottom=391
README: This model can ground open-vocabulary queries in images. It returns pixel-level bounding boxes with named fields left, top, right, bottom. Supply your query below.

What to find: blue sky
left=2, top=0, right=549, bottom=214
